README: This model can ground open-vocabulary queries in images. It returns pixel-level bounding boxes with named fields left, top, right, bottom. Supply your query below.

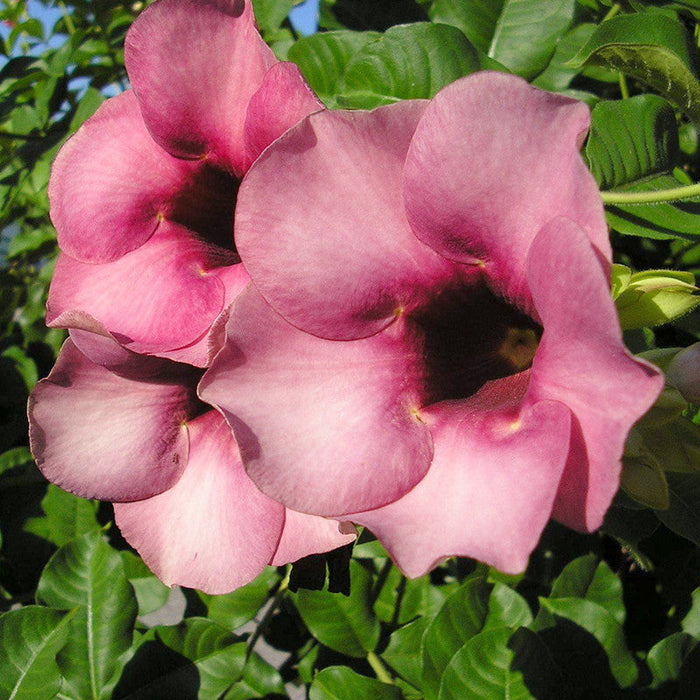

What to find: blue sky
left=289, top=0, right=320, bottom=36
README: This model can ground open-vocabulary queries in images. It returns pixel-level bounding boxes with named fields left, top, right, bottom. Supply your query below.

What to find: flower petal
left=243, top=61, right=324, bottom=169
left=199, top=286, right=434, bottom=516
left=235, top=101, right=458, bottom=340
left=403, top=71, right=608, bottom=310
left=526, top=218, right=664, bottom=530
left=28, top=340, right=193, bottom=501
left=352, top=385, right=572, bottom=577
left=114, top=411, right=285, bottom=594
left=271, top=511, right=357, bottom=566
left=49, top=90, right=237, bottom=265
left=47, top=221, right=235, bottom=357
left=125, top=0, right=276, bottom=174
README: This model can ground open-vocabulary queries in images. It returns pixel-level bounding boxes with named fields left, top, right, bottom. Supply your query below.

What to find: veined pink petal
left=271, top=511, right=357, bottom=567
left=47, top=221, right=235, bottom=356
left=140, top=266, right=251, bottom=368
left=243, top=61, right=324, bottom=169
left=199, top=286, right=434, bottom=516
left=526, top=219, right=663, bottom=530
left=403, top=71, right=608, bottom=311
left=28, top=340, right=193, bottom=501
left=235, top=101, right=460, bottom=341
left=351, top=386, right=572, bottom=577
left=125, top=0, right=276, bottom=174
left=114, top=411, right=285, bottom=594
left=49, top=91, right=237, bottom=265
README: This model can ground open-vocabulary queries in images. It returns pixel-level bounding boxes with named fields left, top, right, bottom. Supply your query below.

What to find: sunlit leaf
left=36, top=530, right=138, bottom=700
left=294, top=560, right=380, bottom=657
left=0, top=606, right=75, bottom=700
left=310, top=667, right=401, bottom=700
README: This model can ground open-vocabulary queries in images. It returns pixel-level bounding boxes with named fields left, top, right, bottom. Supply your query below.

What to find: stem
left=367, top=651, right=394, bottom=685
left=602, top=3, right=621, bottom=22
left=600, top=182, right=700, bottom=204
left=57, top=1, right=75, bottom=34
left=618, top=72, right=629, bottom=99
left=245, top=569, right=290, bottom=659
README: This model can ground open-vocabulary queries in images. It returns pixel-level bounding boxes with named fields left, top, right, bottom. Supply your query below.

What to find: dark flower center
left=410, top=282, right=541, bottom=406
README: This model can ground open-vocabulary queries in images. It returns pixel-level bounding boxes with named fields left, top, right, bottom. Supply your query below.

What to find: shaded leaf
left=647, top=632, right=696, bottom=687
left=657, top=472, right=700, bottom=544
left=381, top=617, right=429, bottom=689
left=223, top=651, right=286, bottom=700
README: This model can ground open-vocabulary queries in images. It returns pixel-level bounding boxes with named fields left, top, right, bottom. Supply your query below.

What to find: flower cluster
left=29, top=0, right=663, bottom=592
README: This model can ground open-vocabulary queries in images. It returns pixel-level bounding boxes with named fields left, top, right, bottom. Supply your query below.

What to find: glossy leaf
left=585, top=95, right=678, bottom=191
left=202, top=567, right=280, bottom=631
left=336, top=22, right=485, bottom=109
left=537, top=598, right=638, bottom=687
left=571, top=13, right=700, bottom=125
left=381, top=617, right=430, bottom=689
left=36, top=530, right=138, bottom=700
left=155, top=618, right=246, bottom=698
left=430, top=0, right=575, bottom=78
left=0, top=606, right=75, bottom=700
left=120, top=551, right=171, bottom=618
left=647, top=632, right=696, bottom=687
left=310, top=667, right=402, bottom=700
left=294, top=560, right=380, bottom=657
left=438, top=627, right=562, bottom=700
left=287, top=30, right=380, bottom=104
left=421, top=577, right=490, bottom=700
left=374, top=567, right=446, bottom=624
left=24, top=484, right=100, bottom=547
left=223, top=651, right=286, bottom=700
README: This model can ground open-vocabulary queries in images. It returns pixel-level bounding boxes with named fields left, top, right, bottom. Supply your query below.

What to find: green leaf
left=486, top=583, right=533, bottom=630
left=1, top=346, right=38, bottom=393
left=381, top=617, right=430, bottom=689
left=69, top=87, right=105, bottom=133
left=647, top=632, right=696, bottom=687
left=156, top=618, right=246, bottom=697
left=0, top=606, right=75, bottom=700
left=0, top=446, right=33, bottom=476
left=294, top=560, right=380, bottom=657
left=252, top=0, right=295, bottom=34
left=421, top=577, right=490, bottom=700
left=374, top=567, right=446, bottom=624
left=543, top=554, right=625, bottom=625
left=120, top=551, right=171, bottom=618
left=429, top=0, right=505, bottom=53
left=570, top=13, right=700, bottom=126
left=310, top=667, right=402, bottom=700
left=682, top=585, right=700, bottom=637
left=657, top=472, right=700, bottom=544
left=336, top=23, right=485, bottom=109
left=24, top=485, right=100, bottom=547
left=604, top=173, right=700, bottom=241
left=533, top=23, right=598, bottom=91
left=438, top=627, right=562, bottom=700
left=537, top=598, right=638, bottom=687
left=585, top=95, right=678, bottom=191
left=430, top=0, right=575, bottom=79
left=223, top=651, right=285, bottom=700
left=202, top=567, right=279, bottom=630
left=288, top=30, right=381, bottom=104
left=36, top=531, right=138, bottom=700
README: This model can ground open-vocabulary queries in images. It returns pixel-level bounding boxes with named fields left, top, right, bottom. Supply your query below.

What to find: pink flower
left=200, top=72, right=664, bottom=577
left=27, top=0, right=354, bottom=594
left=28, top=327, right=355, bottom=594
left=46, top=0, right=322, bottom=367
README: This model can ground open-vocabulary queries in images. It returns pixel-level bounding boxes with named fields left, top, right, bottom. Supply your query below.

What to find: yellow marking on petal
left=498, top=327, right=539, bottom=371
left=156, top=212, right=165, bottom=222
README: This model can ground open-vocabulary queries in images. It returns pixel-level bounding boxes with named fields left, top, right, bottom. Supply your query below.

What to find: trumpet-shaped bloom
left=201, top=72, right=664, bottom=576
left=29, top=329, right=355, bottom=594
left=46, top=0, right=322, bottom=367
